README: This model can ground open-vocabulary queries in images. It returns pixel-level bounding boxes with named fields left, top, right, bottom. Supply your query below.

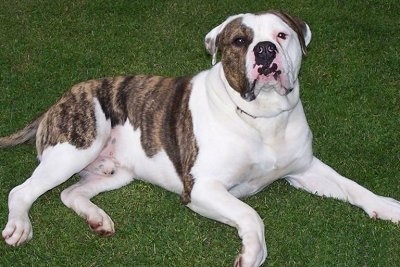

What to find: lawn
left=0, top=0, right=399, bottom=266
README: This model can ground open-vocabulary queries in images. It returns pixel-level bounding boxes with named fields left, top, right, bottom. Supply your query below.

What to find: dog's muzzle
left=254, top=41, right=284, bottom=81
left=241, top=42, right=280, bottom=101
left=241, top=41, right=293, bottom=101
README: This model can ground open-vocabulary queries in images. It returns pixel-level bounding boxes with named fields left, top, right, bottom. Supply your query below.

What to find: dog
left=1, top=10, right=400, bottom=267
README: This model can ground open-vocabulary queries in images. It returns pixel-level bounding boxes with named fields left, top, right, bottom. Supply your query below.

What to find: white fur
left=2, top=12, right=400, bottom=267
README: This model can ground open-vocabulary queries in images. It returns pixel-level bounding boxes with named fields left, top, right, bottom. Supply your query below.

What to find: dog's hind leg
left=2, top=96, right=112, bottom=246
left=2, top=141, right=106, bottom=246
left=61, top=167, right=134, bottom=236
left=286, top=156, right=400, bottom=223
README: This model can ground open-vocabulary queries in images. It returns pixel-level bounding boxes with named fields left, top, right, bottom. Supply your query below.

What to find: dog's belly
left=110, top=121, right=184, bottom=194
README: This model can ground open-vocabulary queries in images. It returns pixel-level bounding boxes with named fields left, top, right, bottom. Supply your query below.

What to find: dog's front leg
left=187, top=180, right=267, bottom=267
left=286, top=156, right=400, bottom=223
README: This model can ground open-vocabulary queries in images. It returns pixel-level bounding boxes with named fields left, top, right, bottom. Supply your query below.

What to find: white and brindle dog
left=1, top=10, right=400, bottom=267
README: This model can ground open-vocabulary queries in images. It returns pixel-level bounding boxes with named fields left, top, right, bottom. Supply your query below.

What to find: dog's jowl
left=1, top=10, right=400, bottom=267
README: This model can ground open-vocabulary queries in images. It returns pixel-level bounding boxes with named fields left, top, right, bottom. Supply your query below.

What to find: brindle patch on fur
left=36, top=83, right=97, bottom=154
left=121, top=76, right=198, bottom=204
left=94, top=76, right=135, bottom=127
left=217, top=18, right=254, bottom=96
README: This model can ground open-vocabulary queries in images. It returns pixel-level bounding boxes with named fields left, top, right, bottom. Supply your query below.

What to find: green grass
left=0, top=0, right=399, bottom=266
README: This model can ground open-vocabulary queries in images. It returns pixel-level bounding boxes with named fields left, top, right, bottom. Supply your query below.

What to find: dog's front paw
left=2, top=216, right=33, bottom=246
left=86, top=208, right=115, bottom=236
left=367, top=196, right=400, bottom=223
left=233, top=234, right=267, bottom=267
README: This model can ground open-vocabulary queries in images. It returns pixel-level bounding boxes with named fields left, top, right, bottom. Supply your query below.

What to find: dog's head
left=205, top=10, right=311, bottom=104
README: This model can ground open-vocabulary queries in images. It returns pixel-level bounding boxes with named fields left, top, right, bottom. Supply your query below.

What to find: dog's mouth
left=242, top=63, right=293, bottom=102
left=257, top=62, right=281, bottom=79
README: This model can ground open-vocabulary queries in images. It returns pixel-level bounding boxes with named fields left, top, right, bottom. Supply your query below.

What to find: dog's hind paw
left=84, top=157, right=118, bottom=177
left=2, top=216, right=33, bottom=246
left=86, top=209, right=115, bottom=236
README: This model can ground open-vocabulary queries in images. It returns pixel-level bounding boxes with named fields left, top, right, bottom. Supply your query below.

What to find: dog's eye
left=277, top=32, right=287, bottom=40
left=233, top=37, right=248, bottom=47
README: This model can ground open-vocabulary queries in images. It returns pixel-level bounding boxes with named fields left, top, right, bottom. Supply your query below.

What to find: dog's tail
left=0, top=114, right=44, bottom=148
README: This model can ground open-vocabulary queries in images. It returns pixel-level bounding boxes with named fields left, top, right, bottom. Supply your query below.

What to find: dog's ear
left=303, top=23, right=312, bottom=48
left=204, top=14, right=244, bottom=65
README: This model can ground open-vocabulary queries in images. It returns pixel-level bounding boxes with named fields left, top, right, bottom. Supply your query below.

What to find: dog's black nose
left=253, top=41, right=277, bottom=65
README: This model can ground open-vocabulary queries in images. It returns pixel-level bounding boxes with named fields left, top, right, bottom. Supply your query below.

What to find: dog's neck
left=205, top=64, right=300, bottom=123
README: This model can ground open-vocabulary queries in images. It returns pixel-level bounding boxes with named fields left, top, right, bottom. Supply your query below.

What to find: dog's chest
left=229, top=137, right=305, bottom=197
left=243, top=145, right=307, bottom=197
left=190, top=101, right=313, bottom=199
left=192, top=122, right=310, bottom=198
